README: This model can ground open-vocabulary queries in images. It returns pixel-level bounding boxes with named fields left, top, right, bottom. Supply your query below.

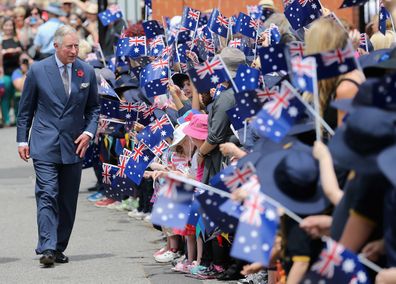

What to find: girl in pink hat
left=183, top=114, right=209, bottom=181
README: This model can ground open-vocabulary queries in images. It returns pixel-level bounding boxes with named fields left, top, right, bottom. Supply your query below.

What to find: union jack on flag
left=188, top=55, right=230, bottom=93
left=240, top=189, right=266, bottom=226
left=129, top=36, right=146, bottom=46
left=221, top=162, right=256, bottom=192
left=151, top=140, right=169, bottom=157
left=304, top=238, right=370, bottom=284
left=131, top=142, right=146, bottom=163
left=150, top=115, right=172, bottom=134
left=196, top=56, right=223, bottom=79
left=263, top=82, right=295, bottom=119
left=312, top=239, right=344, bottom=278
left=181, top=7, right=200, bottom=31
left=322, top=44, right=355, bottom=66
left=152, top=58, right=169, bottom=70
left=290, top=56, right=317, bottom=94
left=102, top=163, right=114, bottom=184
left=116, top=155, right=130, bottom=178
left=208, top=8, right=229, bottom=38
left=231, top=189, right=279, bottom=265
left=228, top=38, right=241, bottom=48
left=288, top=41, right=305, bottom=58
left=159, top=177, right=179, bottom=199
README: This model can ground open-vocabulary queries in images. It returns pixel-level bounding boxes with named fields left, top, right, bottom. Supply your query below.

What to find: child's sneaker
left=154, top=250, right=180, bottom=263
left=153, top=247, right=167, bottom=257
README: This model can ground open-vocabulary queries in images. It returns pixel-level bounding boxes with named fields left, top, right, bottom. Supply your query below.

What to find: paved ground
left=0, top=127, right=229, bottom=284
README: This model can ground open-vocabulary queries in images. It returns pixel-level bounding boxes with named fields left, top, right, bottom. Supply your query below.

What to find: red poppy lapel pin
left=77, top=69, right=84, bottom=78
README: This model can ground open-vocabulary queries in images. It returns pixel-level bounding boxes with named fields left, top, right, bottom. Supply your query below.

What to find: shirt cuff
left=18, top=142, right=28, bottom=147
left=83, top=131, right=94, bottom=139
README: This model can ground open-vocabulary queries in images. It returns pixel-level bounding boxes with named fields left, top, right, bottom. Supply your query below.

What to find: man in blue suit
left=17, top=25, right=100, bottom=267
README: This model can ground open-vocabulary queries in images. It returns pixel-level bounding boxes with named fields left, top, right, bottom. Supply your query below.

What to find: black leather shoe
left=54, top=251, right=69, bottom=263
left=39, top=250, right=55, bottom=267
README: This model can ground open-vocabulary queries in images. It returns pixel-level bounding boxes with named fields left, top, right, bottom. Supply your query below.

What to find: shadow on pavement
left=70, top=253, right=115, bottom=262
left=0, top=257, right=20, bottom=264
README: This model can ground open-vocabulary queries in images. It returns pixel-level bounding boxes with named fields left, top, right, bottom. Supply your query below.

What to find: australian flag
left=119, top=101, right=139, bottom=121
left=284, top=0, right=322, bottom=30
left=136, top=114, right=174, bottom=148
left=140, top=58, right=169, bottom=97
left=379, top=3, right=390, bottom=35
left=98, top=75, right=119, bottom=99
left=311, top=43, right=357, bottom=80
left=196, top=189, right=239, bottom=234
left=148, top=35, right=165, bottom=57
left=234, top=12, right=259, bottom=39
left=142, top=20, right=164, bottom=39
left=125, top=142, right=156, bottom=185
left=340, top=0, right=369, bottom=8
left=96, top=117, right=125, bottom=137
left=265, top=23, right=281, bottom=46
left=82, top=143, right=99, bottom=169
left=181, top=7, right=201, bottom=32
left=303, top=238, right=370, bottom=284
left=247, top=5, right=262, bottom=20
left=136, top=103, right=157, bottom=126
left=290, top=56, right=317, bottom=94
left=252, top=81, right=306, bottom=142
left=151, top=140, right=170, bottom=157
left=107, top=155, right=136, bottom=201
left=234, top=65, right=260, bottom=92
left=219, top=162, right=256, bottom=192
left=116, top=37, right=147, bottom=58
left=177, top=29, right=193, bottom=44
left=234, top=90, right=263, bottom=117
left=231, top=186, right=279, bottom=265
left=226, top=106, right=246, bottom=130
left=258, top=44, right=288, bottom=74
left=101, top=163, right=117, bottom=189
left=98, top=5, right=123, bottom=26
left=151, top=178, right=195, bottom=230
left=208, top=8, right=229, bottom=38
left=261, top=7, right=275, bottom=22
left=101, top=97, right=121, bottom=119
left=188, top=55, right=230, bottom=93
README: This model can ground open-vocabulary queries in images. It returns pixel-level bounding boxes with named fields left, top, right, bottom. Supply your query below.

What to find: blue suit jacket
left=17, top=55, right=100, bottom=164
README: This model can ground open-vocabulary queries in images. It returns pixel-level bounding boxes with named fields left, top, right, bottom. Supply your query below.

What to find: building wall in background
left=152, top=0, right=361, bottom=29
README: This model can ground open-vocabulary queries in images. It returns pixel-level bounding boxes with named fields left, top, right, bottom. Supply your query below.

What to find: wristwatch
left=198, top=151, right=205, bottom=158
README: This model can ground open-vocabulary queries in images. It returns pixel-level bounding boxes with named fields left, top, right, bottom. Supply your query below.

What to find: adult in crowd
left=17, top=25, right=100, bottom=267
left=1, top=17, right=22, bottom=127
left=33, top=2, right=65, bottom=60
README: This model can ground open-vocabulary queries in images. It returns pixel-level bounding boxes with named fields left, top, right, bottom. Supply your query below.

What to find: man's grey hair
left=54, top=25, right=78, bottom=45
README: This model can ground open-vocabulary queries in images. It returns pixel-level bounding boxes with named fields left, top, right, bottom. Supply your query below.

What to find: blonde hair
left=78, top=39, right=92, bottom=59
left=305, top=18, right=349, bottom=115
left=264, top=13, right=291, bottom=35
left=13, top=6, right=26, bottom=17
left=370, top=32, right=389, bottom=50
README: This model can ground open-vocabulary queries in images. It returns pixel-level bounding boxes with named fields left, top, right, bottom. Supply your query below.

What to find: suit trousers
left=33, top=159, right=82, bottom=254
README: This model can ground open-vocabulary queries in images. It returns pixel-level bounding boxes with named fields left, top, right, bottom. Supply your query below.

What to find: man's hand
left=18, top=145, right=30, bottom=162
left=74, top=133, right=91, bottom=158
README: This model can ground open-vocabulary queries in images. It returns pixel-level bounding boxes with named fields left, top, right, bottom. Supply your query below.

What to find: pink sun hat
left=183, top=114, right=208, bottom=140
